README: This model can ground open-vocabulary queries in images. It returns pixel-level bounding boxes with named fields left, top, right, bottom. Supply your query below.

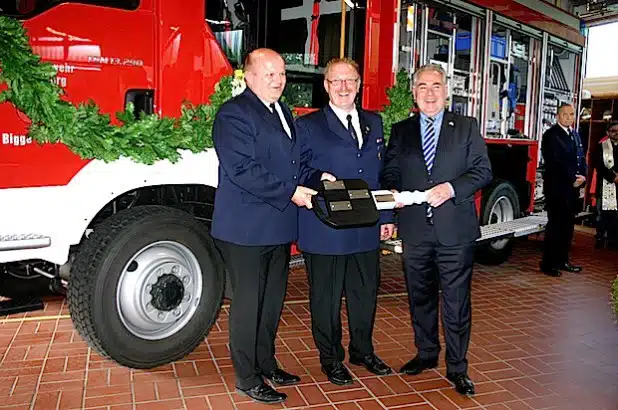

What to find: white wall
left=586, top=22, right=618, bottom=78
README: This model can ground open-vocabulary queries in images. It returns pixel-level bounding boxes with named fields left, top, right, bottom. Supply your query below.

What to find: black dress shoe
left=447, top=373, right=475, bottom=396
left=350, top=353, right=392, bottom=375
left=399, top=355, right=438, bottom=375
left=262, top=368, right=301, bottom=386
left=236, top=382, right=287, bottom=404
left=559, top=262, right=582, bottom=273
left=321, top=361, right=353, bottom=385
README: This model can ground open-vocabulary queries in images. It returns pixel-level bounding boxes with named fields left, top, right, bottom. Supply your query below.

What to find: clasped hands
left=291, top=172, right=336, bottom=209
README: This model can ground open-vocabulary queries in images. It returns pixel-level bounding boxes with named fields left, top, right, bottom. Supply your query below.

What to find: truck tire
left=476, top=180, right=520, bottom=265
left=68, top=205, right=224, bottom=369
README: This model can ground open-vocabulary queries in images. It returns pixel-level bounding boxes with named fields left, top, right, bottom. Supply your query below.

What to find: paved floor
left=1, top=232, right=617, bottom=409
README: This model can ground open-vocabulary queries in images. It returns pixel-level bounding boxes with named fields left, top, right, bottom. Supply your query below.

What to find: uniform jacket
left=296, top=105, right=393, bottom=255
left=211, top=88, right=317, bottom=246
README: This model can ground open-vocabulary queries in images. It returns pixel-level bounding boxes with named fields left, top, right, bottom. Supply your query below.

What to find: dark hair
left=608, top=122, right=618, bottom=131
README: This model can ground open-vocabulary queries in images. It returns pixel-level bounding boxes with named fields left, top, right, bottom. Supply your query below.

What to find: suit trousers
left=542, top=193, right=577, bottom=268
left=304, top=249, right=380, bottom=366
left=215, top=239, right=290, bottom=390
left=402, top=225, right=474, bottom=375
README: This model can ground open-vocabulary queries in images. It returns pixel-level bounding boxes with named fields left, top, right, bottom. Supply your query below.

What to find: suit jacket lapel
left=358, top=110, right=373, bottom=150
left=324, top=105, right=355, bottom=143
left=243, top=89, right=292, bottom=144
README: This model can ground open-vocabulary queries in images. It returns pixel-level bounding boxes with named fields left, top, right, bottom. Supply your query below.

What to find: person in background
left=594, top=122, right=618, bottom=248
left=540, top=102, right=587, bottom=277
left=295, top=58, right=394, bottom=386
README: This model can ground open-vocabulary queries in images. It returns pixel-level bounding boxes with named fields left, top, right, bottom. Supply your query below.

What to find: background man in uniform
left=211, top=48, right=329, bottom=404
left=295, top=58, right=394, bottom=386
left=380, top=64, right=492, bottom=396
left=540, top=102, right=587, bottom=276
left=594, top=122, right=618, bottom=248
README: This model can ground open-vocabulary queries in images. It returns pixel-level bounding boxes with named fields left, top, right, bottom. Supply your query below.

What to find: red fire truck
left=0, top=0, right=585, bottom=368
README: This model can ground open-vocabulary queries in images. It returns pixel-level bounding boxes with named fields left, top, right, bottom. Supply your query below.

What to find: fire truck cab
left=0, top=0, right=586, bottom=368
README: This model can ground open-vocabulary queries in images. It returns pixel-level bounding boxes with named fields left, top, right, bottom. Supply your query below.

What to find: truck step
left=380, top=214, right=549, bottom=254
left=0, top=234, right=51, bottom=251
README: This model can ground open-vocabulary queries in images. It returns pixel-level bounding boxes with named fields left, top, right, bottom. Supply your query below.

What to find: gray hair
left=557, top=102, right=573, bottom=113
left=412, top=64, right=447, bottom=87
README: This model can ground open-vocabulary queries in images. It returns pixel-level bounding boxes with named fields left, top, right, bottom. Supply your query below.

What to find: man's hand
left=573, top=174, right=586, bottom=188
left=321, top=172, right=336, bottom=182
left=426, top=183, right=454, bottom=207
left=390, top=189, right=405, bottom=208
left=292, top=186, right=317, bottom=209
left=380, top=224, right=396, bottom=240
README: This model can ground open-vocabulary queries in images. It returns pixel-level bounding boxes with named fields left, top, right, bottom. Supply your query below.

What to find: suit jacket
left=380, top=111, right=492, bottom=246
left=211, top=88, right=315, bottom=246
left=541, top=124, right=587, bottom=203
left=295, top=105, right=393, bottom=255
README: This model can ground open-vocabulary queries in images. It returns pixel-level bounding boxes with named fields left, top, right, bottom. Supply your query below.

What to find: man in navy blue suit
left=381, top=64, right=492, bottom=396
left=211, top=48, right=331, bottom=404
left=540, top=102, right=587, bottom=276
left=296, top=58, right=395, bottom=386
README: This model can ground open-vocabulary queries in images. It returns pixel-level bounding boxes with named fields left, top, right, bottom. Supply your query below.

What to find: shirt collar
left=420, top=109, right=444, bottom=123
left=558, top=123, right=571, bottom=134
left=329, top=102, right=358, bottom=122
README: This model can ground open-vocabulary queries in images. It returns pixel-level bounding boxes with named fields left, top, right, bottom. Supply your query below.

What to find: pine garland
left=379, top=69, right=414, bottom=141
left=0, top=15, right=235, bottom=165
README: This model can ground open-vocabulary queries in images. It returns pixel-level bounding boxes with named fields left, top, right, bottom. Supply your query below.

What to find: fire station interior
left=1, top=0, right=617, bottom=409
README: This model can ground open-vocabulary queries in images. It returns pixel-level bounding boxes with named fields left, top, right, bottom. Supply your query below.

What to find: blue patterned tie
left=422, top=116, right=436, bottom=218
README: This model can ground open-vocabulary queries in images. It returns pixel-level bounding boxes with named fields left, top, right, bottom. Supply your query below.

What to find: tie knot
left=346, top=114, right=352, bottom=122
left=425, top=116, right=435, bottom=125
left=269, top=103, right=276, bottom=113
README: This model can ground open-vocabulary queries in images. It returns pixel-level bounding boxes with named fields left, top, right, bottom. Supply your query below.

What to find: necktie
left=569, top=128, right=582, bottom=172
left=347, top=114, right=358, bottom=145
left=422, top=116, right=436, bottom=218
left=270, top=103, right=286, bottom=133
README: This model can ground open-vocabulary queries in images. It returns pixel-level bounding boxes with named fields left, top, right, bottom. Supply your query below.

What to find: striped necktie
left=422, top=116, right=436, bottom=218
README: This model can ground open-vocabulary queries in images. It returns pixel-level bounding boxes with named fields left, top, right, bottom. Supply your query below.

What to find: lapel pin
left=364, top=125, right=371, bottom=134
left=448, top=121, right=455, bottom=127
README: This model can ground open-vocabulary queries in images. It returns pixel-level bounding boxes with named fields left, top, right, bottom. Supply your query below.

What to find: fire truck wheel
left=68, top=205, right=224, bottom=369
left=476, top=180, right=521, bottom=265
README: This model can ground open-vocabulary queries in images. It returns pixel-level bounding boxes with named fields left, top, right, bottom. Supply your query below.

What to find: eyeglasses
left=326, top=78, right=360, bottom=87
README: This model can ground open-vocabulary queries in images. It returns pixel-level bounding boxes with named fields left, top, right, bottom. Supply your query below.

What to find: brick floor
left=1, top=232, right=617, bottom=409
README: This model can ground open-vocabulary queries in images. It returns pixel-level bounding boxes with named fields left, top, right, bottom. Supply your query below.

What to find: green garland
left=380, top=69, right=414, bottom=140
left=0, top=15, right=233, bottom=165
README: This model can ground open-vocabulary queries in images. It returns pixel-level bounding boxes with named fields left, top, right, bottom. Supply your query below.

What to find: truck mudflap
left=0, top=234, right=51, bottom=251
left=380, top=213, right=549, bottom=254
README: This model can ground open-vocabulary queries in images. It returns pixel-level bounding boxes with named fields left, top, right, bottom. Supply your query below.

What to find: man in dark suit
left=540, top=103, right=587, bottom=276
left=295, top=58, right=394, bottom=386
left=380, top=64, right=492, bottom=396
left=211, top=48, right=330, bottom=404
